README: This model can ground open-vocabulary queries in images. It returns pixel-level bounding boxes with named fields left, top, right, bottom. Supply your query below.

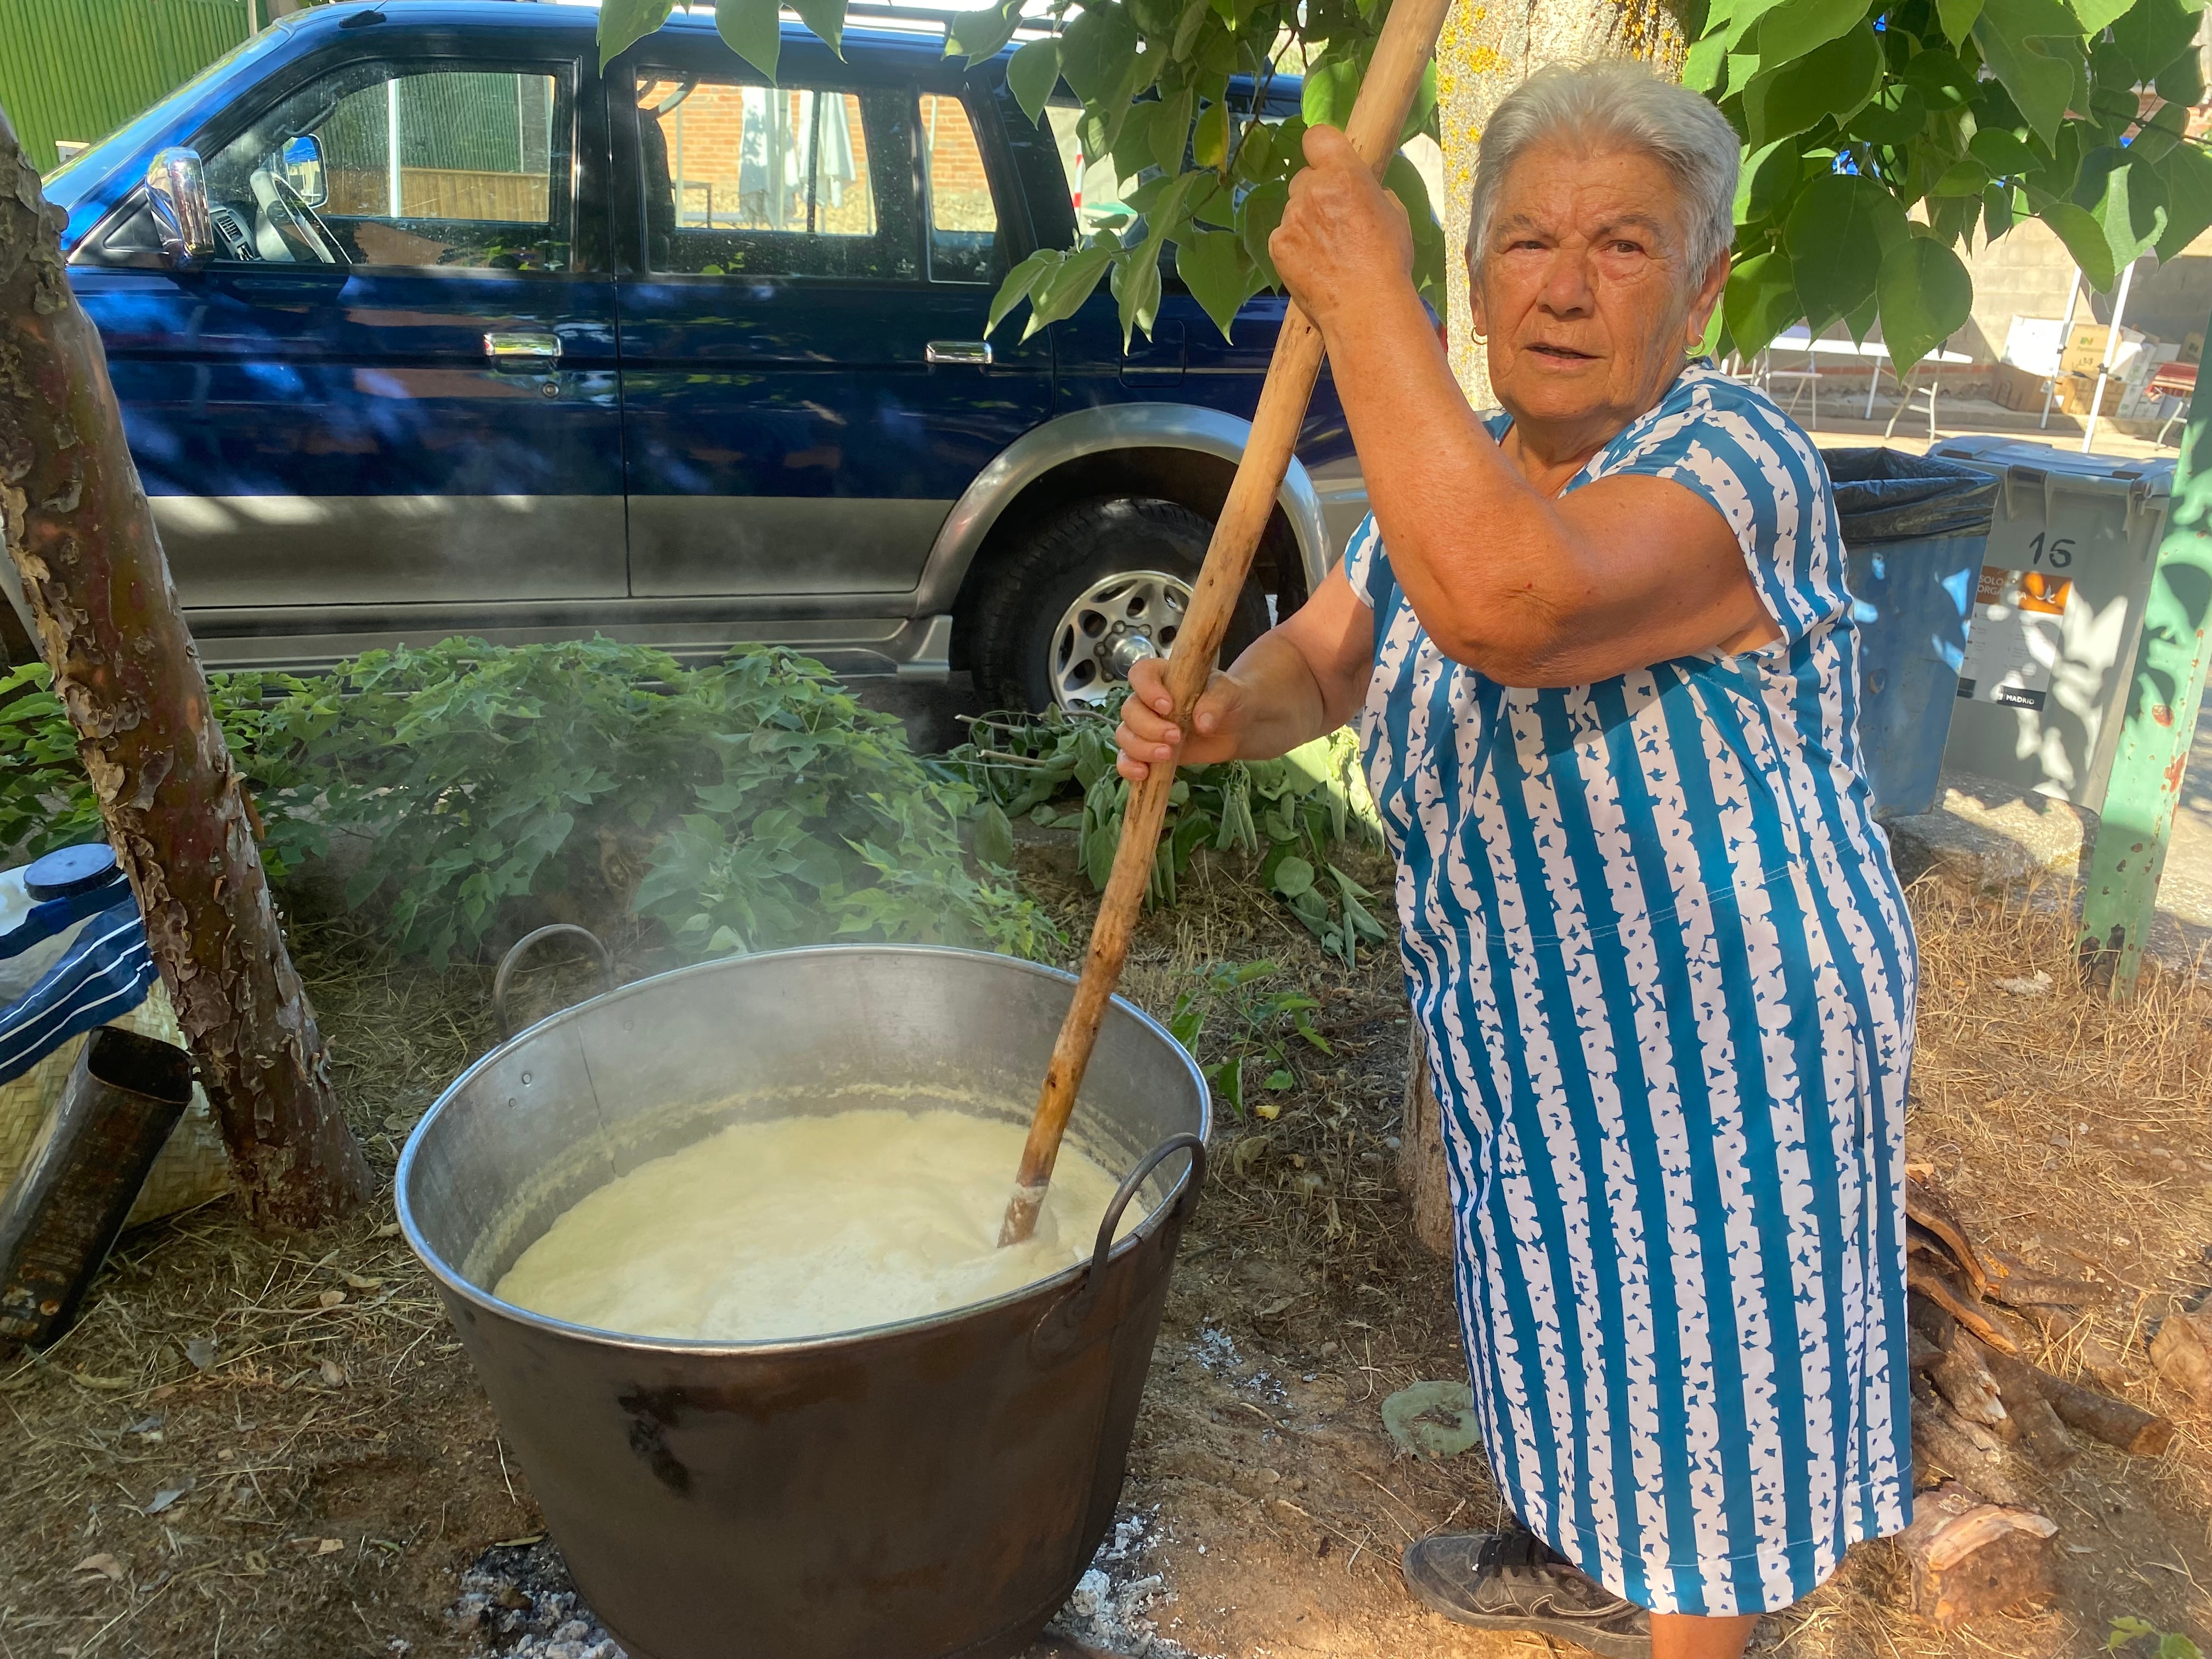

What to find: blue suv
left=23, top=1, right=1369, bottom=710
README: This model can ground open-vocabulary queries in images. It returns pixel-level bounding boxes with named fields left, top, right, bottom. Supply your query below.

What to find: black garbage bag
left=1824, top=448, right=1997, bottom=544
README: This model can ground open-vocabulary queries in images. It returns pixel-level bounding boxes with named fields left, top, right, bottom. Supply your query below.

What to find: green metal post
left=2076, top=307, right=2212, bottom=998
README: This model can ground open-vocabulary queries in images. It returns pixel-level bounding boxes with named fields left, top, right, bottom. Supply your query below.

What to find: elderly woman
left=1117, top=61, right=1914, bottom=1659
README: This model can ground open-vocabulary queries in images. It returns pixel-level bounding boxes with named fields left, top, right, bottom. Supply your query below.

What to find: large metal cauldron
left=397, top=944, right=1209, bottom=1659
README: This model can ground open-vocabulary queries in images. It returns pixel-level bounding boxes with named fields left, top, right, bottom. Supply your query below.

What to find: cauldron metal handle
left=1086, top=1131, right=1207, bottom=1297
left=1031, top=1132, right=1205, bottom=1365
left=492, top=924, right=618, bottom=1040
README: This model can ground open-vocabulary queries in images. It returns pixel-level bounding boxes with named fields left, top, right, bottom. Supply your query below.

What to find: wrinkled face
left=1469, top=140, right=1726, bottom=441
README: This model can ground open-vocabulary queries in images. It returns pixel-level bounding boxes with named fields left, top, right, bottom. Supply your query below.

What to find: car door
left=69, top=24, right=623, bottom=660
left=611, top=31, right=1053, bottom=600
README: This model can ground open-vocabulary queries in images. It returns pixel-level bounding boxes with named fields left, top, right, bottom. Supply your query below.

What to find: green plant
left=947, top=697, right=1391, bottom=964
left=3, top=641, right=1053, bottom=966
left=1703, top=0, right=2212, bottom=370
left=1166, top=958, right=1333, bottom=1118
left=0, top=662, right=306, bottom=867
left=605, top=0, right=2208, bottom=380
left=2108, top=1617, right=2207, bottom=1659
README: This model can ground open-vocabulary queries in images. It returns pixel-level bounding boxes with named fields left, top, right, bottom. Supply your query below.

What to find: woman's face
left=1469, top=141, right=1728, bottom=445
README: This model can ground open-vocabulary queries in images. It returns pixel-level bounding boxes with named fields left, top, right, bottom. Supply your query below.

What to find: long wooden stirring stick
left=998, top=0, right=1454, bottom=1247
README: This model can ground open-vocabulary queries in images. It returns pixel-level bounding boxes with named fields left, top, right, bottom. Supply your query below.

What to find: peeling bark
left=0, top=108, right=369, bottom=1231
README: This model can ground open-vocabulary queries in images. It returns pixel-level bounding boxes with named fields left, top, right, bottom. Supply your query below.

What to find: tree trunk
left=1398, top=1024, right=1454, bottom=1256
left=0, top=108, right=370, bottom=1232
left=1435, top=0, right=1691, bottom=407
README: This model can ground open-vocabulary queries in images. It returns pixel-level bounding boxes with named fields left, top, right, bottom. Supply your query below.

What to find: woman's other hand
left=1269, top=124, right=1415, bottom=328
left=1114, top=657, right=1247, bottom=781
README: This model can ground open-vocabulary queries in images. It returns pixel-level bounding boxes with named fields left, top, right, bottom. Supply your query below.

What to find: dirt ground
left=2, top=845, right=2209, bottom=1659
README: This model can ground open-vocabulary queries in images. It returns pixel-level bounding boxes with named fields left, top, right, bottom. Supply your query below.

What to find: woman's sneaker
left=1401, top=1530, right=1651, bottom=1658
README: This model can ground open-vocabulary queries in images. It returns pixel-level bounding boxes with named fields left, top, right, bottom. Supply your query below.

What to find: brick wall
left=647, top=81, right=877, bottom=236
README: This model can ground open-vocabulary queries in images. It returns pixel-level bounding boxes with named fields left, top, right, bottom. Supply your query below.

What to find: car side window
left=920, top=93, right=1000, bottom=283
left=206, top=61, right=574, bottom=270
left=635, top=75, right=917, bottom=279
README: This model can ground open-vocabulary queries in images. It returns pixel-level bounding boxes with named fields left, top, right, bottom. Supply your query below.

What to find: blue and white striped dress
left=1348, top=363, right=1915, bottom=1617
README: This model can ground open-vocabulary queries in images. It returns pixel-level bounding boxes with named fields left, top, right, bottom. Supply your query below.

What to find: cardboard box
left=2060, top=321, right=2144, bottom=378
left=2117, top=345, right=2182, bottom=417
left=2053, top=369, right=2126, bottom=416
left=1991, top=362, right=2049, bottom=411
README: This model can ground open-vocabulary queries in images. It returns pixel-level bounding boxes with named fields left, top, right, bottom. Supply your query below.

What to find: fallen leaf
left=1993, top=969, right=2052, bottom=997
left=145, top=1476, right=195, bottom=1515
left=492, top=1533, right=548, bottom=1548
left=70, top=1372, right=133, bottom=1391
left=315, top=1537, right=345, bottom=1555
left=342, top=1274, right=383, bottom=1291
left=319, top=1359, right=347, bottom=1387
left=75, top=1553, right=124, bottom=1579
left=1381, top=1380, right=1482, bottom=1461
left=184, top=1338, right=217, bottom=1372
left=318, top=1289, right=346, bottom=1310
left=373, top=1222, right=402, bottom=1239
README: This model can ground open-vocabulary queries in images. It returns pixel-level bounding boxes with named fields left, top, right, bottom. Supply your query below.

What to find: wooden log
left=2025, top=1364, right=2176, bottom=1457
left=1909, top=1263, right=2019, bottom=1355
left=1894, top=1481, right=2059, bottom=1631
left=1905, top=1177, right=1993, bottom=1297
left=1929, top=1325, right=2008, bottom=1431
left=2148, top=1307, right=2212, bottom=1407
left=1910, top=1385, right=2045, bottom=1510
left=1909, top=1328, right=1943, bottom=1375
left=1971, top=1342, right=2080, bottom=1472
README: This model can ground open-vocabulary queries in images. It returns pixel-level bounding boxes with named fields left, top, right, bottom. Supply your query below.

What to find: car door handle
left=484, top=330, right=563, bottom=363
left=924, top=340, right=993, bottom=366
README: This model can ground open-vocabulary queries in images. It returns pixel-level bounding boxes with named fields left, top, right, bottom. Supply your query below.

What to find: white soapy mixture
left=494, top=1109, right=1137, bottom=1341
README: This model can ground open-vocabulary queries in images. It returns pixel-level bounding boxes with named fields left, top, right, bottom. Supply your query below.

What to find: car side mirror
left=145, top=147, right=214, bottom=269
left=279, top=134, right=327, bottom=207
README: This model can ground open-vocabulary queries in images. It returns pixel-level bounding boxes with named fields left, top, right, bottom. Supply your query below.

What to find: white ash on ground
left=444, top=1511, right=1199, bottom=1659
left=449, top=1538, right=626, bottom=1659
left=1042, top=1507, right=1196, bottom=1658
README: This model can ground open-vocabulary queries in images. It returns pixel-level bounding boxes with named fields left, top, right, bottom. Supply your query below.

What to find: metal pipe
left=386, top=76, right=403, bottom=218
left=2082, top=257, right=2137, bottom=455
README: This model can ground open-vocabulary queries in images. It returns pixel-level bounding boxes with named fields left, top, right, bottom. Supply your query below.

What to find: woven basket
left=0, top=980, right=232, bottom=1227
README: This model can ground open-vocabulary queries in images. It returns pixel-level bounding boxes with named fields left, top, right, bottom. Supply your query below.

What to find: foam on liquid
left=494, top=1108, right=1134, bottom=1341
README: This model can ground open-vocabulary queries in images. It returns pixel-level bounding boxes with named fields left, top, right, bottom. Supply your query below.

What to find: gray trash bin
left=1925, top=436, right=2176, bottom=810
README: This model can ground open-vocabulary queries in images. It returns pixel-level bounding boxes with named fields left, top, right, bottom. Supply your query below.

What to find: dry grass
left=0, top=849, right=2207, bottom=1658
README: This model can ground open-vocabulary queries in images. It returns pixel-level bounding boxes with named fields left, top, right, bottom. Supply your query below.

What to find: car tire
left=969, top=496, right=1271, bottom=714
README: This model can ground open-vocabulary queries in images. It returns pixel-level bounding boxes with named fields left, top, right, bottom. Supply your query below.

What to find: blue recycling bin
left=1827, top=449, right=1997, bottom=817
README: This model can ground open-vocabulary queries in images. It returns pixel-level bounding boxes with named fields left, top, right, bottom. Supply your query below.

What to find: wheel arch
left=923, top=405, right=1331, bottom=662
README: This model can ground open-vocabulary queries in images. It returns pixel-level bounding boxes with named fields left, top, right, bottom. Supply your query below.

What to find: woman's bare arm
left=1271, top=127, right=1778, bottom=687
left=1115, top=562, right=1375, bottom=781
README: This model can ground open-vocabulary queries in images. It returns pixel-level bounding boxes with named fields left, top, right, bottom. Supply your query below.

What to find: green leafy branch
left=594, top=0, right=1444, bottom=349
left=947, top=698, right=1392, bottom=965
left=1702, top=0, right=2212, bottom=370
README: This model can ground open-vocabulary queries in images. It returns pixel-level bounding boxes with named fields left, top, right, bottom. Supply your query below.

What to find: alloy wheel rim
left=1048, top=569, right=1193, bottom=710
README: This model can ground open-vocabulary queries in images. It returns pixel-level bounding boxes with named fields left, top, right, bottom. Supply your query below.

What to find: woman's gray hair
left=1469, top=63, right=1740, bottom=274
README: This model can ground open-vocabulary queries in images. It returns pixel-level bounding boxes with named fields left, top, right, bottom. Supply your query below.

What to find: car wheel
left=970, top=496, right=1271, bottom=714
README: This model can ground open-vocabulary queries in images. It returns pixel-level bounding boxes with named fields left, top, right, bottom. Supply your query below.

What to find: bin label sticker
left=1956, top=566, right=2072, bottom=711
